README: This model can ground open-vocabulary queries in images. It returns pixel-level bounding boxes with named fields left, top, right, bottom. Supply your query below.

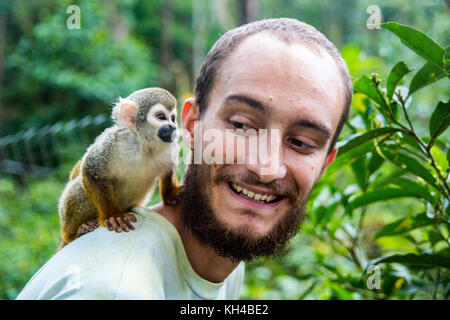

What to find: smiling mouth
left=228, top=181, right=283, bottom=204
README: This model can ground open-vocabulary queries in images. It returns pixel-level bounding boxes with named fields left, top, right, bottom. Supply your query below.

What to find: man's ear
left=318, top=146, right=338, bottom=180
left=181, top=97, right=200, bottom=150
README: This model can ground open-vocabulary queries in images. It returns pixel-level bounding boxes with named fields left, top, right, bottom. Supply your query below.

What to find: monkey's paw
left=104, top=213, right=137, bottom=233
left=76, top=219, right=100, bottom=238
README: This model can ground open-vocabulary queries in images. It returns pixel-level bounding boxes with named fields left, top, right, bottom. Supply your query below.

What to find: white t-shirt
left=16, top=207, right=245, bottom=300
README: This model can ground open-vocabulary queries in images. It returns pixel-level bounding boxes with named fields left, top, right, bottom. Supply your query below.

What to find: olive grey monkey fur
left=57, top=87, right=183, bottom=250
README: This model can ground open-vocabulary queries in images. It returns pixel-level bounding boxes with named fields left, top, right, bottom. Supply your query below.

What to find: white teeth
left=233, top=182, right=242, bottom=192
left=230, top=182, right=277, bottom=203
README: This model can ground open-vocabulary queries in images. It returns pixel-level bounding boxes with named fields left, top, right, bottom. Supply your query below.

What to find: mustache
left=212, top=166, right=301, bottom=205
left=179, top=163, right=307, bottom=261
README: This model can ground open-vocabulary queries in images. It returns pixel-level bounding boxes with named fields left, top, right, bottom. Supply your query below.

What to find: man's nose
left=245, top=130, right=287, bottom=184
left=246, top=161, right=287, bottom=184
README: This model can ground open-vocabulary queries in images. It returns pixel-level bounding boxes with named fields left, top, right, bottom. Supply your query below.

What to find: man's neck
left=149, top=202, right=241, bottom=283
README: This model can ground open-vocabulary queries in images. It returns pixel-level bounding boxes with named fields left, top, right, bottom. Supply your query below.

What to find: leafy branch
left=333, top=21, right=450, bottom=299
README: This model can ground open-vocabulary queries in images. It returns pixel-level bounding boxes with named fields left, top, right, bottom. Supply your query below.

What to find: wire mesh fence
left=0, top=114, right=110, bottom=186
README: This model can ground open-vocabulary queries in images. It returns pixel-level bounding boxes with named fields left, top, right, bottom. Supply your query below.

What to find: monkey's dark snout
left=158, top=125, right=176, bottom=143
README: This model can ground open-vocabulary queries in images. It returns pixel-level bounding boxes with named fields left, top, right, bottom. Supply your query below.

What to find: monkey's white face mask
left=112, top=97, right=178, bottom=144
left=146, top=103, right=178, bottom=143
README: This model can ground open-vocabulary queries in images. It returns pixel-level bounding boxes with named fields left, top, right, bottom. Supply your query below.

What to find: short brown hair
left=195, top=18, right=352, bottom=154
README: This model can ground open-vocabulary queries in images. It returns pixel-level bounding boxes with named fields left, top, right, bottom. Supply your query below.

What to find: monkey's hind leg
left=57, top=179, right=96, bottom=251
left=80, top=171, right=136, bottom=233
left=77, top=219, right=100, bottom=237
left=57, top=220, right=99, bottom=251
left=57, top=237, right=69, bottom=252
left=160, top=169, right=184, bottom=206
left=57, top=217, right=84, bottom=251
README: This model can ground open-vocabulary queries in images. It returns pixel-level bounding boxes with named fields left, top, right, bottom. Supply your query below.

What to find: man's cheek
left=290, top=161, right=321, bottom=197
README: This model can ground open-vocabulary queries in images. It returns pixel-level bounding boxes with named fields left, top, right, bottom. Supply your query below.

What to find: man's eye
left=156, top=113, right=166, bottom=120
left=230, top=121, right=252, bottom=130
left=288, top=138, right=313, bottom=150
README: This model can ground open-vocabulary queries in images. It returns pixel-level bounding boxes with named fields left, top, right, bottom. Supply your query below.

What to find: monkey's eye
left=156, top=112, right=166, bottom=120
left=171, top=115, right=175, bottom=122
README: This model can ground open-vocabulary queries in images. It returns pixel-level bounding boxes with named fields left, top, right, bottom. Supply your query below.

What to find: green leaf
left=348, top=188, right=419, bottom=210
left=338, top=127, right=400, bottom=155
left=369, top=252, right=450, bottom=269
left=380, top=148, right=438, bottom=189
left=430, top=145, right=449, bottom=174
left=390, top=101, right=401, bottom=121
left=375, top=212, right=435, bottom=239
left=313, top=206, right=327, bottom=227
left=353, top=75, right=387, bottom=108
left=314, top=203, right=339, bottom=229
left=331, top=284, right=355, bottom=300
left=328, top=219, right=341, bottom=238
left=372, top=168, right=407, bottom=189
left=400, top=133, right=424, bottom=154
left=386, top=61, right=411, bottom=100
left=447, top=148, right=450, bottom=167
left=392, top=178, right=435, bottom=203
left=381, top=22, right=446, bottom=68
left=429, top=100, right=450, bottom=139
left=428, top=230, right=446, bottom=246
left=368, top=151, right=385, bottom=175
left=409, top=61, right=446, bottom=95
left=331, top=140, right=374, bottom=174
left=351, top=156, right=368, bottom=191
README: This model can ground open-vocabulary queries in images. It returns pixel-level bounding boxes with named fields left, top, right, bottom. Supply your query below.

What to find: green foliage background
left=0, top=0, right=449, bottom=300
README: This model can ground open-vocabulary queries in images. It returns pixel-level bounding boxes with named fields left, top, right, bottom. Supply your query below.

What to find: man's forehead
left=210, top=32, right=344, bottom=131
left=224, top=33, right=340, bottom=87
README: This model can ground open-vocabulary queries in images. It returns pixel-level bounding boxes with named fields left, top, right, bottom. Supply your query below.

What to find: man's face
left=181, top=32, right=344, bottom=260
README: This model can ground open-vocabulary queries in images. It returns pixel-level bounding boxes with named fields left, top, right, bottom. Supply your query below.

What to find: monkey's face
left=146, top=103, right=178, bottom=144
left=113, top=88, right=178, bottom=147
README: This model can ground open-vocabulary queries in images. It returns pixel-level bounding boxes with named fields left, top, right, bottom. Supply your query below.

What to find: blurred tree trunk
left=213, top=0, right=232, bottom=29
left=0, top=14, right=5, bottom=136
left=236, top=0, right=258, bottom=25
left=109, top=0, right=128, bottom=41
left=192, top=0, right=206, bottom=82
left=160, top=0, right=175, bottom=93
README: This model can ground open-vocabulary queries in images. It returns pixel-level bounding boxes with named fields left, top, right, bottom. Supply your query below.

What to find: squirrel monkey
left=57, top=88, right=183, bottom=250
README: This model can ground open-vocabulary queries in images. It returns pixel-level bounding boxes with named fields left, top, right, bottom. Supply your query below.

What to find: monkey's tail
left=56, top=237, right=68, bottom=252
left=69, top=160, right=82, bottom=180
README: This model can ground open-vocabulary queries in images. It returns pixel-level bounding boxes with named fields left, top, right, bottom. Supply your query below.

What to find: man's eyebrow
left=223, top=94, right=331, bottom=139
left=223, top=94, right=271, bottom=115
left=292, top=119, right=331, bottom=139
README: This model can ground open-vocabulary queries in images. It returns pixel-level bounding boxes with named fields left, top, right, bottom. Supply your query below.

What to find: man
left=17, top=18, right=352, bottom=300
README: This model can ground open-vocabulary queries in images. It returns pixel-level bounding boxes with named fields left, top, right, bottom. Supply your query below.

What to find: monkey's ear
left=112, top=98, right=138, bottom=129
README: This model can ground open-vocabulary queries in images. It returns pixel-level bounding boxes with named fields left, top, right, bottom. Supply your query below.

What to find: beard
left=178, top=163, right=307, bottom=262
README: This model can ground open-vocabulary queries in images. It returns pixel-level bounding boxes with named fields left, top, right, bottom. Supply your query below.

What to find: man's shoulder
left=17, top=208, right=179, bottom=299
left=61, top=207, right=180, bottom=271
